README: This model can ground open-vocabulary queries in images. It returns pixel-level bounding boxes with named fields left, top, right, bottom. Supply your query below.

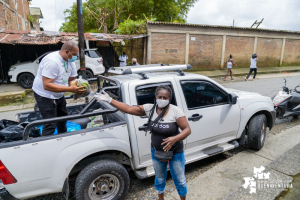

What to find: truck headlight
left=97, top=59, right=102, bottom=64
left=9, top=66, right=17, bottom=71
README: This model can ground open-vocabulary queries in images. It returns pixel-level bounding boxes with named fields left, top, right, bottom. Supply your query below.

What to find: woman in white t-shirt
left=95, top=85, right=191, bottom=200
left=245, top=53, right=259, bottom=81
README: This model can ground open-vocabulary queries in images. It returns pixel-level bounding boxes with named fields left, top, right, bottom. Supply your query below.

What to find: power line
left=55, top=0, right=66, bottom=32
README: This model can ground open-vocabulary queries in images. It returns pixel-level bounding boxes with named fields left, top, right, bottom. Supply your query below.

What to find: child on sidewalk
left=224, top=54, right=237, bottom=81
left=245, top=53, right=258, bottom=81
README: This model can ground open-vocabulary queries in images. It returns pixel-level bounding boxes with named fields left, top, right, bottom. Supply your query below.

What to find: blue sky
left=31, top=0, right=300, bottom=32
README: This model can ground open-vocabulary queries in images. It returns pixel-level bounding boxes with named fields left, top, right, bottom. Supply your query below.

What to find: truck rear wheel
left=75, top=159, right=130, bottom=200
left=248, top=114, right=267, bottom=150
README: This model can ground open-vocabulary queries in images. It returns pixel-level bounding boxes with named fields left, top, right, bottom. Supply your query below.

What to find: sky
left=31, top=0, right=300, bottom=32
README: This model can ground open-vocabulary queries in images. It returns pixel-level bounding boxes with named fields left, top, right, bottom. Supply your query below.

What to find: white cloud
left=30, top=0, right=87, bottom=32
left=187, top=0, right=300, bottom=31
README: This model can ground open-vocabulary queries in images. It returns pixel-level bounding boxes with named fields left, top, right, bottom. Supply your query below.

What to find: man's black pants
left=246, top=68, right=257, bottom=79
left=34, top=92, right=68, bottom=136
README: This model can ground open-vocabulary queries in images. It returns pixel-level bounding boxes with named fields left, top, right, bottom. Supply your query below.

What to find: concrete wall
left=0, top=0, right=31, bottom=30
left=147, top=22, right=300, bottom=70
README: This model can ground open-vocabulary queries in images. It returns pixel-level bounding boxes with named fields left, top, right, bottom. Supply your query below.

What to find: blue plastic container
left=38, top=121, right=81, bottom=135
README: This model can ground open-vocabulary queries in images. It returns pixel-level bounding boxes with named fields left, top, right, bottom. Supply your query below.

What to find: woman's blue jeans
left=151, top=147, right=187, bottom=197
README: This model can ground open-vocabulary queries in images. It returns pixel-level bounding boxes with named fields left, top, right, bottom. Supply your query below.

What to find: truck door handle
left=188, top=114, right=203, bottom=122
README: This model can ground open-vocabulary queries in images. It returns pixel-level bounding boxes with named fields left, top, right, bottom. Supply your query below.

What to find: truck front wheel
left=75, top=159, right=130, bottom=200
left=248, top=114, right=267, bottom=150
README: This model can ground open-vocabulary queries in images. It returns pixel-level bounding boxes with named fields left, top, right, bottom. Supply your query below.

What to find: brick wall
left=151, top=33, right=185, bottom=64
left=283, top=39, right=300, bottom=66
left=147, top=22, right=300, bottom=70
left=189, top=35, right=222, bottom=70
left=0, top=0, right=30, bottom=30
left=256, top=38, right=283, bottom=67
left=224, top=36, right=255, bottom=68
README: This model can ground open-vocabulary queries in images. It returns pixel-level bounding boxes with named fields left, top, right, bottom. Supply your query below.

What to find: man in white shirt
left=119, top=52, right=128, bottom=67
left=32, top=41, right=86, bottom=136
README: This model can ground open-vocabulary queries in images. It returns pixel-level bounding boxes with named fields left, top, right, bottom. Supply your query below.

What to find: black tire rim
left=21, top=75, right=33, bottom=87
left=88, top=174, right=120, bottom=200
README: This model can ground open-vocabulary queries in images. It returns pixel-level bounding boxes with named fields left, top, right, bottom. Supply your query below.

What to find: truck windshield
left=85, top=50, right=101, bottom=58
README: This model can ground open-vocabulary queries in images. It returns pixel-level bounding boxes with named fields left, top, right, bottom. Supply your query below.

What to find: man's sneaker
left=245, top=78, right=248, bottom=81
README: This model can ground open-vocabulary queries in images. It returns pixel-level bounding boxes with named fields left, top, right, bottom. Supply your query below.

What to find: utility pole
left=250, top=18, right=264, bottom=28
left=77, top=0, right=86, bottom=79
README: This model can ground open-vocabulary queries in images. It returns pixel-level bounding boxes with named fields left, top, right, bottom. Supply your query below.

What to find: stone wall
left=147, top=22, right=300, bottom=70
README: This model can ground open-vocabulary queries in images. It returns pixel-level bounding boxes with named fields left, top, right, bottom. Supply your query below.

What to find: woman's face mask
left=156, top=99, right=169, bottom=108
left=133, top=62, right=136, bottom=65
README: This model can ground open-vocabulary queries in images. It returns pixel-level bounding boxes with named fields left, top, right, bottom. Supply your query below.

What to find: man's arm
left=43, top=76, right=85, bottom=93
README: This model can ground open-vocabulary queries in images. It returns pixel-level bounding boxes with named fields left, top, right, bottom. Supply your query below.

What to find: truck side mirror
left=228, top=93, right=238, bottom=105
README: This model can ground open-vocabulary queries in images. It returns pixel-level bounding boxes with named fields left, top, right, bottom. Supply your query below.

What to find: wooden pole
left=77, top=0, right=86, bottom=79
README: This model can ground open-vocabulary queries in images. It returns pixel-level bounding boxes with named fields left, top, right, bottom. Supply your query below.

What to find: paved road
left=219, top=73, right=300, bottom=98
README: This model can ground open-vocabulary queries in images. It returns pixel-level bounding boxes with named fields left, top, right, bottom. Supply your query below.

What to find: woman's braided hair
left=146, top=85, right=172, bottom=133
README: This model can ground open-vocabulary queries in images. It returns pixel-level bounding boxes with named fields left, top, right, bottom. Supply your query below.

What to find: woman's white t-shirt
left=143, top=104, right=185, bottom=153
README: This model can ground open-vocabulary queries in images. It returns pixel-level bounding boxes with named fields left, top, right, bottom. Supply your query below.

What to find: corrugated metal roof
left=0, top=29, right=147, bottom=45
left=147, top=21, right=300, bottom=34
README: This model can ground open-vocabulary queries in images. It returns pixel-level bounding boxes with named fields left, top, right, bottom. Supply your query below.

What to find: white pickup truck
left=0, top=64, right=275, bottom=200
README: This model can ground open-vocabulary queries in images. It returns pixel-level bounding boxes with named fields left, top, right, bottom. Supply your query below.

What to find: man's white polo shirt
left=32, top=51, right=78, bottom=99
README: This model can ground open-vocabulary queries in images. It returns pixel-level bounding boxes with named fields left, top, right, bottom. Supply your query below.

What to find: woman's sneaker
left=245, top=77, right=248, bottom=81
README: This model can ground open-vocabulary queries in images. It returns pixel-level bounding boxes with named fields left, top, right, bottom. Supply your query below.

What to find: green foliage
left=60, top=0, right=198, bottom=33
left=28, top=14, right=36, bottom=23
left=115, top=19, right=146, bottom=35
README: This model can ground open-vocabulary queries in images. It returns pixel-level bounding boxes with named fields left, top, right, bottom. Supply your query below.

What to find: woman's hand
left=161, top=136, right=178, bottom=152
left=94, top=91, right=112, bottom=103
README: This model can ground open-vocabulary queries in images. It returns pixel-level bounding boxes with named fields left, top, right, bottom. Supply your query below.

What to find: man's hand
left=161, top=136, right=178, bottom=152
left=69, top=83, right=86, bottom=94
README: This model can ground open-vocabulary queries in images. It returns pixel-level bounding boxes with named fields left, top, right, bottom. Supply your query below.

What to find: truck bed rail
left=23, top=108, right=118, bottom=141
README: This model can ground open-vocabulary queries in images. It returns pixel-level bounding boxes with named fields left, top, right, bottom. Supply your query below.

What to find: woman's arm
left=161, top=116, right=191, bottom=151
left=95, top=92, right=146, bottom=116
left=110, top=99, right=146, bottom=116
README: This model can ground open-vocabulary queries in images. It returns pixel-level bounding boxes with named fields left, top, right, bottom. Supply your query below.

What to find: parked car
left=0, top=64, right=275, bottom=200
left=8, top=49, right=104, bottom=89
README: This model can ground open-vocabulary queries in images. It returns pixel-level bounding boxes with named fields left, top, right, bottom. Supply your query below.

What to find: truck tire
left=18, top=73, right=35, bottom=89
left=248, top=114, right=267, bottom=150
left=75, top=159, right=130, bottom=200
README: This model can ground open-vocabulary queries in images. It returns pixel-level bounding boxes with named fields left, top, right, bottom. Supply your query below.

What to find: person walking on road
left=95, top=85, right=191, bottom=200
left=245, top=53, right=259, bottom=81
left=32, top=41, right=86, bottom=136
left=223, top=54, right=237, bottom=81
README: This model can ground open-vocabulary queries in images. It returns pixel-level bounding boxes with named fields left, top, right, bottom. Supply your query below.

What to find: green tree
left=60, top=0, right=198, bottom=33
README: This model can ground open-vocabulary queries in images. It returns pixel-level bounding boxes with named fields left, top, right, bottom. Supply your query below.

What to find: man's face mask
left=133, top=62, right=136, bottom=65
left=66, top=51, right=77, bottom=62
left=123, top=53, right=126, bottom=57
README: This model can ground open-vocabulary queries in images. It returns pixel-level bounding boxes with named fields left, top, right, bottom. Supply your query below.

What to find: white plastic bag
left=72, top=76, right=91, bottom=100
